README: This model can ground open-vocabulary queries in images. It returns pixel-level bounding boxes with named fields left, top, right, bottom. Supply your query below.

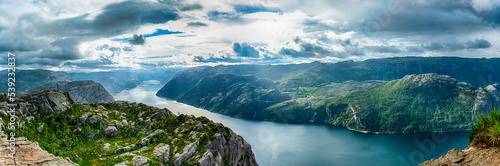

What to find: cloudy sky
left=0, top=0, right=499, bottom=71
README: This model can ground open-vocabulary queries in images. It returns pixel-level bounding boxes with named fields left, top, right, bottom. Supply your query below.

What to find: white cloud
left=1, top=0, right=498, bottom=71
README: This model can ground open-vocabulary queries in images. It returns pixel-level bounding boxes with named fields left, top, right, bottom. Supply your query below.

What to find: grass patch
left=469, top=109, right=500, bottom=148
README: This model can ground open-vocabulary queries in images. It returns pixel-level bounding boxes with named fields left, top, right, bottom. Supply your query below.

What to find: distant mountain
left=156, top=62, right=321, bottom=100
left=64, top=71, right=141, bottom=94
left=157, top=57, right=500, bottom=133
left=63, top=69, right=182, bottom=94
left=0, top=90, right=258, bottom=165
left=175, top=74, right=290, bottom=118
left=0, top=70, right=115, bottom=103
left=30, top=80, right=115, bottom=103
left=0, top=69, right=73, bottom=93
left=279, top=57, right=500, bottom=89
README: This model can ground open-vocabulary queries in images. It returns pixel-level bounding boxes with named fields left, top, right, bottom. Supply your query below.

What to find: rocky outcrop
left=0, top=90, right=73, bottom=116
left=203, top=125, right=258, bottom=166
left=419, top=146, right=500, bottom=166
left=0, top=90, right=258, bottom=166
left=30, top=80, right=115, bottom=103
left=0, top=120, right=77, bottom=166
left=166, top=118, right=258, bottom=166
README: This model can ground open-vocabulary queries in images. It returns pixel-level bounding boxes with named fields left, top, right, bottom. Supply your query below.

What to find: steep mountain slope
left=0, top=90, right=258, bottom=166
left=30, top=80, right=115, bottom=103
left=270, top=74, right=498, bottom=133
left=176, top=74, right=291, bottom=118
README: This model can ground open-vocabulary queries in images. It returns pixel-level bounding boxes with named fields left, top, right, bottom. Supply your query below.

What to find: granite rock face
left=0, top=90, right=73, bottom=115
left=30, top=80, right=115, bottom=103
left=203, top=125, right=258, bottom=166
left=420, top=146, right=500, bottom=166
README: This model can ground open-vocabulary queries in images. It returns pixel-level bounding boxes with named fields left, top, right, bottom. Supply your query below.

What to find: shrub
left=469, top=109, right=500, bottom=148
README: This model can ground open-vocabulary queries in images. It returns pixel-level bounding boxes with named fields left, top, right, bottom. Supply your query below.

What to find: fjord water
left=115, top=81, right=470, bottom=166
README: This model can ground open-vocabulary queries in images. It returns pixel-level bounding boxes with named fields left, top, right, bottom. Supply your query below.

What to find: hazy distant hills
left=279, top=57, right=500, bottom=89
left=64, top=71, right=142, bottom=94
left=157, top=57, right=500, bottom=133
left=64, top=69, right=180, bottom=94
left=0, top=69, right=73, bottom=93
left=0, top=70, right=114, bottom=103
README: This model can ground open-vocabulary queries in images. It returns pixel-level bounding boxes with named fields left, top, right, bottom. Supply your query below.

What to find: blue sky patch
left=234, top=5, right=283, bottom=14
left=112, top=29, right=183, bottom=42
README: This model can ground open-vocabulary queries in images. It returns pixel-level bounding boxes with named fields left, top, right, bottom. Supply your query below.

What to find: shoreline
left=161, top=98, right=473, bottom=135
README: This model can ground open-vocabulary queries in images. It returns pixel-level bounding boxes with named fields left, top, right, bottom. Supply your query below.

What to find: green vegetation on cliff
left=469, top=109, right=500, bottom=148
left=0, top=91, right=258, bottom=166
left=260, top=74, right=498, bottom=133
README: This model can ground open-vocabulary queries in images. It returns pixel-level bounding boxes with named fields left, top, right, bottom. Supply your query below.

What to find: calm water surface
left=114, top=81, right=470, bottom=166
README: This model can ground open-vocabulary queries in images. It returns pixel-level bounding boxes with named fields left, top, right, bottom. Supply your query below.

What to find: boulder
left=104, top=126, right=119, bottom=136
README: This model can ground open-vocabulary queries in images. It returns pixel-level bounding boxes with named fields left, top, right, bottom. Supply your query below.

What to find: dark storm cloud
left=36, top=0, right=180, bottom=38
left=207, top=11, right=246, bottom=24
left=128, top=34, right=146, bottom=45
left=364, top=45, right=401, bottom=53
left=405, top=46, right=426, bottom=53
left=233, top=42, right=260, bottom=58
left=279, top=38, right=330, bottom=58
left=347, top=48, right=366, bottom=56
left=366, top=0, right=500, bottom=34
left=466, top=39, right=492, bottom=49
left=0, top=31, right=48, bottom=52
left=302, top=19, right=346, bottom=34
left=417, top=39, right=492, bottom=52
left=180, top=3, right=203, bottom=11
left=422, top=43, right=446, bottom=51
left=278, top=37, right=357, bottom=58
left=0, top=0, right=181, bottom=66
left=187, top=22, right=208, bottom=27
left=444, top=43, right=465, bottom=52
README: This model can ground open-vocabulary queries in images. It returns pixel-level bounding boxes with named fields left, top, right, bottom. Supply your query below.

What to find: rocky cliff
left=0, top=120, right=78, bottom=166
left=30, top=81, right=115, bottom=103
left=0, top=90, right=258, bottom=166
left=419, top=146, right=500, bottom=166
